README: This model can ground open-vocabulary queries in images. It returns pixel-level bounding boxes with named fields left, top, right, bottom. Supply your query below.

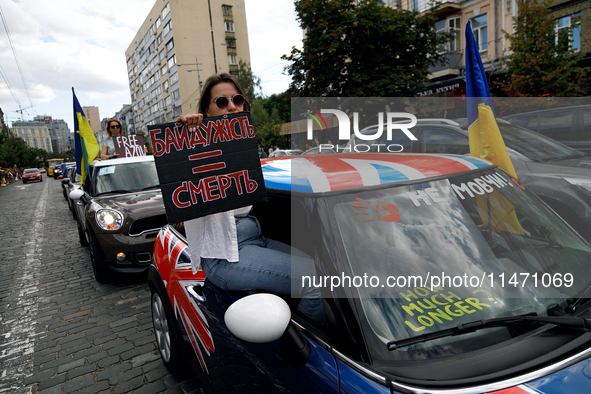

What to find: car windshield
left=499, top=123, right=582, bottom=161
left=95, top=161, right=160, bottom=195
left=329, top=168, right=591, bottom=360
left=24, top=169, right=37, bottom=174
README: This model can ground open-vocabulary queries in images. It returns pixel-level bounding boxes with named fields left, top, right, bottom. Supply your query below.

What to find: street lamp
left=176, top=56, right=203, bottom=96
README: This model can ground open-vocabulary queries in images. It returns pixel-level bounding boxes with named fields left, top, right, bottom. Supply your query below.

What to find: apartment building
left=126, top=0, right=251, bottom=134
left=399, top=0, right=590, bottom=101
left=83, top=107, right=101, bottom=133
left=33, top=115, right=72, bottom=154
left=10, top=121, right=53, bottom=152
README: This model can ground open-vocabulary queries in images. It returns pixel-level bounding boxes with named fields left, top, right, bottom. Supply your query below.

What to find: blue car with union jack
left=148, top=152, right=591, bottom=393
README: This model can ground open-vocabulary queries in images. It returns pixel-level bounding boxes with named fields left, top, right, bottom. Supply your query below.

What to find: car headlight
left=564, top=178, right=591, bottom=195
left=96, top=209, right=123, bottom=231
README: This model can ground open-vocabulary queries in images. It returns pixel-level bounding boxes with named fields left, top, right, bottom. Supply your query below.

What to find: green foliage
left=258, top=92, right=291, bottom=123
left=502, top=0, right=587, bottom=97
left=237, top=60, right=262, bottom=104
left=251, top=100, right=282, bottom=150
left=282, top=0, right=446, bottom=97
left=0, top=128, right=64, bottom=168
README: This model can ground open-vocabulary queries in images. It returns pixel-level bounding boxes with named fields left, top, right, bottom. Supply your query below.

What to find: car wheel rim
left=152, top=293, right=172, bottom=362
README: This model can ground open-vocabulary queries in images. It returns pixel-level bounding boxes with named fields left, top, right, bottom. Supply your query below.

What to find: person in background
left=100, top=119, right=123, bottom=160
left=177, top=73, right=325, bottom=324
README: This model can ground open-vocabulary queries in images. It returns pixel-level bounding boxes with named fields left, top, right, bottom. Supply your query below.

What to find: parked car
left=149, top=153, right=591, bottom=393
left=22, top=168, right=42, bottom=183
left=70, top=156, right=168, bottom=282
left=346, top=118, right=591, bottom=241
left=503, top=105, right=591, bottom=154
left=269, top=149, right=304, bottom=157
left=53, top=165, right=63, bottom=179
left=62, top=166, right=82, bottom=218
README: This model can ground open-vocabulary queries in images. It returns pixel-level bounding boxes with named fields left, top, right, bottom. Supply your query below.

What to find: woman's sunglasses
left=212, top=94, right=245, bottom=109
left=109, top=124, right=121, bottom=129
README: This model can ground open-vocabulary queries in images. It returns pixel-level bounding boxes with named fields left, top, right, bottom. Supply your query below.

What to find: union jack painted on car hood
left=153, top=226, right=215, bottom=373
left=261, top=153, right=492, bottom=193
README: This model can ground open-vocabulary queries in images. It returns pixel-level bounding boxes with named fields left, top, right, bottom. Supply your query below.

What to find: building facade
left=125, top=0, right=251, bottom=134
left=83, top=107, right=101, bottom=133
left=10, top=121, right=53, bottom=152
left=113, top=104, right=135, bottom=135
left=50, top=119, right=72, bottom=154
left=397, top=0, right=591, bottom=102
left=34, top=116, right=72, bottom=154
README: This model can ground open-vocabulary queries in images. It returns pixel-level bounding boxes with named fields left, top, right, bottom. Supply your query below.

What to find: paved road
left=0, top=179, right=204, bottom=394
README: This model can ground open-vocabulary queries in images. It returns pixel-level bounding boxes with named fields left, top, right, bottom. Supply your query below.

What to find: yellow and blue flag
left=73, top=88, right=100, bottom=183
left=465, top=21, right=517, bottom=179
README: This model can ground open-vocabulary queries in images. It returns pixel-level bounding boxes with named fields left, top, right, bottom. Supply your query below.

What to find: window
left=226, top=38, right=236, bottom=48
left=471, top=14, right=487, bottom=52
left=230, top=70, right=239, bottom=79
left=539, top=111, right=573, bottom=141
left=162, top=3, right=170, bottom=19
left=161, top=64, right=167, bottom=76
left=223, top=5, right=232, bottom=15
left=163, top=21, right=171, bottom=36
left=172, top=89, right=180, bottom=100
left=163, top=80, right=169, bottom=91
left=556, top=13, right=581, bottom=52
left=168, top=55, right=176, bottom=69
left=157, top=33, right=163, bottom=45
left=166, top=39, right=174, bottom=52
left=155, top=17, right=161, bottom=29
left=229, top=54, right=238, bottom=65
left=422, top=129, right=470, bottom=155
left=165, top=96, right=172, bottom=106
left=170, top=72, right=178, bottom=85
left=225, top=21, right=235, bottom=32
left=436, top=16, right=461, bottom=52
left=159, top=49, right=166, bottom=61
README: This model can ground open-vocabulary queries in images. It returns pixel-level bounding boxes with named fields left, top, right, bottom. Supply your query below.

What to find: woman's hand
left=177, top=114, right=204, bottom=132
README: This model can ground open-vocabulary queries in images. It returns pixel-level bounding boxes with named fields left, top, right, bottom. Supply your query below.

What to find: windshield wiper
left=387, top=313, right=591, bottom=350
left=96, top=189, right=134, bottom=196
left=140, top=185, right=160, bottom=191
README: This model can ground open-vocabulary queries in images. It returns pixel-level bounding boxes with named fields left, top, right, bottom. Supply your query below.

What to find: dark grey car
left=503, top=105, right=591, bottom=154
left=346, top=119, right=591, bottom=241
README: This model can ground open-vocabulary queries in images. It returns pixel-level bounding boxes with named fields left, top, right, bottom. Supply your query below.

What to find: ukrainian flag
left=465, top=21, right=517, bottom=179
left=73, top=88, right=100, bottom=183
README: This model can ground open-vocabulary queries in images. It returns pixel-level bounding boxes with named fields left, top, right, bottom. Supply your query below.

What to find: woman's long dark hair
left=198, top=73, right=251, bottom=115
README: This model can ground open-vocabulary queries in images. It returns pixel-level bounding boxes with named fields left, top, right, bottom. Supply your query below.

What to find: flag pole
left=80, top=137, right=92, bottom=182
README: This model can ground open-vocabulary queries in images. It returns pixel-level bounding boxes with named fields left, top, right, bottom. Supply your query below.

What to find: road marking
left=0, top=180, right=48, bottom=393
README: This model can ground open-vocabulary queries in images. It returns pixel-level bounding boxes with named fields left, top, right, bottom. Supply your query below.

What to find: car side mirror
left=225, top=294, right=291, bottom=343
left=69, top=189, right=85, bottom=201
left=62, top=178, right=70, bottom=185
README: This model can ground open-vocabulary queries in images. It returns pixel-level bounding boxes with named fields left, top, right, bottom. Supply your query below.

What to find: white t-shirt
left=185, top=206, right=252, bottom=273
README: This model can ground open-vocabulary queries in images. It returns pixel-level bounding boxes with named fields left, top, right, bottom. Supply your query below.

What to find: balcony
left=428, top=51, right=462, bottom=79
left=417, top=0, right=461, bottom=19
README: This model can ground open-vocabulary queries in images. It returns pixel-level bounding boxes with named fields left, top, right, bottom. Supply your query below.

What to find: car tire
left=87, top=229, right=108, bottom=283
left=40, top=177, right=43, bottom=182
left=151, top=291, right=183, bottom=370
left=22, top=180, right=26, bottom=184
left=77, top=219, right=89, bottom=247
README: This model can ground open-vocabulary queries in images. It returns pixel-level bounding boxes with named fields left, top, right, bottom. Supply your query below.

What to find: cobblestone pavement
left=0, top=179, right=205, bottom=394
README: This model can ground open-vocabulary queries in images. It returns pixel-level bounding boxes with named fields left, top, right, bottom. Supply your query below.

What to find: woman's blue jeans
left=201, top=216, right=325, bottom=324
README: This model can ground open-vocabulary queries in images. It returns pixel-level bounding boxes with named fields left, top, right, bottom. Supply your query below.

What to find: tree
left=251, top=101, right=283, bottom=150
left=502, top=0, right=587, bottom=97
left=236, top=60, right=262, bottom=104
left=282, top=0, right=446, bottom=97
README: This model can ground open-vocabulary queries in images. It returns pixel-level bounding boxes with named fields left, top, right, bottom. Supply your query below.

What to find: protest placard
left=147, top=112, right=266, bottom=223
left=114, top=134, right=146, bottom=158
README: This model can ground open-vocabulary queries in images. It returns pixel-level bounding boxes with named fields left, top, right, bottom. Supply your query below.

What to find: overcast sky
left=0, top=0, right=302, bottom=133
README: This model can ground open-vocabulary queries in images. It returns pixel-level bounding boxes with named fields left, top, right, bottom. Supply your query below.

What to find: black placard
left=148, top=112, right=266, bottom=223
left=114, top=134, right=146, bottom=158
